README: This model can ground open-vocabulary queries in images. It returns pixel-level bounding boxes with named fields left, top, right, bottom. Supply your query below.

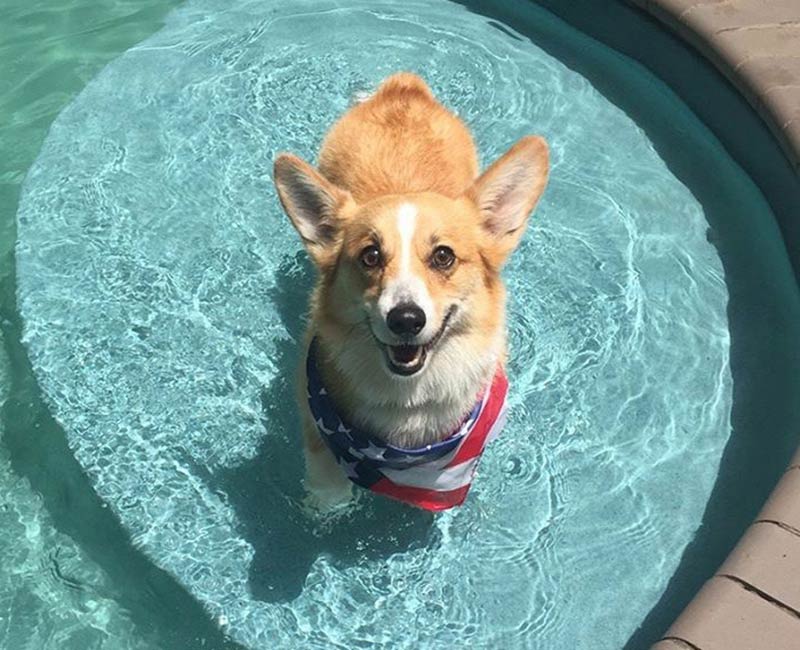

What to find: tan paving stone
left=652, top=639, right=699, bottom=649
left=716, top=23, right=800, bottom=61
left=763, top=85, right=800, bottom=169
left=758, top=467, right=800, bottom=533
left=683, top=0, right=800, bottom=34
left=763, top=85, right=800, bottom=127
left=645, top=0, right=728, bottom=39
left=783, top=117, right=800, bottom=161
left=736, top=55, right=800, bottom=89
left=657, top=0, right=724, bottom=15
left=665, top=576, right=800, bottom=650
left=718, top=522, right=800, bottom=614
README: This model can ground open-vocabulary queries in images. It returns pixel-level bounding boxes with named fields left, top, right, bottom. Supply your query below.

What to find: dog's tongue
left=392, top=345, right=420, bottom=364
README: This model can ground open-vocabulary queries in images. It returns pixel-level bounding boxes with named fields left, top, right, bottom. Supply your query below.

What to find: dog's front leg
left=300, top=405, right=353, bottom=511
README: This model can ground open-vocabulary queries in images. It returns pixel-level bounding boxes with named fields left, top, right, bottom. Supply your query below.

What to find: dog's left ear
left=465, top=135, right=549, bottom=266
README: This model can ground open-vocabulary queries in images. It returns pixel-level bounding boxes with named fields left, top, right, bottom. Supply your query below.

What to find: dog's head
left=273, top=136, right=549, bottom=381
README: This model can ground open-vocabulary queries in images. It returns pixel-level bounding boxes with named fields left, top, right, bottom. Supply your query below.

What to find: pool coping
left=633, top=0, right=800, bottom=175
left=626, top=2, right=800, bottom=649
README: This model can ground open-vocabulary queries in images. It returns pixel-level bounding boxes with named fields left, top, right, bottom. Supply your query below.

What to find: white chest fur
left=319, top=331, right=503, bottom=448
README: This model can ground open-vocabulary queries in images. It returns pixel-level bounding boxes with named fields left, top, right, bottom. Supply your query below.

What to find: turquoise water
left=3, top=0, right=797, bottom=649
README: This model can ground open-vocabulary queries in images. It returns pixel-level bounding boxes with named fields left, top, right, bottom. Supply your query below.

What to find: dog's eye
left=360, top=245, right=382, bottom=269
left=431, top=245, right=455, bottom=270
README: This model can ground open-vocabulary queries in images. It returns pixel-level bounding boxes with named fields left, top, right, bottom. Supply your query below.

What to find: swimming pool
left=3, top=1, right=800, bottom=649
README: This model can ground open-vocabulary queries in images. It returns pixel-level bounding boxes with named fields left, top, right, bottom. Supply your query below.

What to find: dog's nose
left=386, top=303, right=426, bottom=337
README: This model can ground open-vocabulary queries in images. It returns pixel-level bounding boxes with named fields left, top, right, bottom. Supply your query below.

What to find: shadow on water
left=0, top=253, right=245, bottom=650
left=454, top=2, right=800, bottom=648
left=213, top=252, right=437, bottom=603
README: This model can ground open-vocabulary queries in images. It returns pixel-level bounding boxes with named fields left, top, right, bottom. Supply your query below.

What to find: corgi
left=273, top=72, right=549, bottom=511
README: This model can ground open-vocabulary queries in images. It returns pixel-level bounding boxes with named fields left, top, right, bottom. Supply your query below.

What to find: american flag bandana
left=306, top=339, right=509, bottom=511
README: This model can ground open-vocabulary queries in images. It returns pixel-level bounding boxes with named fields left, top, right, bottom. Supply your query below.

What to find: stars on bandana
left=361, top=441, right=386, bottom=460
left=342, top=461, right=360, bottom=479
left=347, top=446, right=365, bottom=459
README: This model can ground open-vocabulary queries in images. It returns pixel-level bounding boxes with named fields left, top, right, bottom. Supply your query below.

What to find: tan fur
left=273, top=72, right=549, bottom=509
left=319, top=73, right=479, bottom=201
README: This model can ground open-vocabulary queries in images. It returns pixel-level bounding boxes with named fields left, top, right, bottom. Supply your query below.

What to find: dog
left=273, top=72, right=549, bottom=511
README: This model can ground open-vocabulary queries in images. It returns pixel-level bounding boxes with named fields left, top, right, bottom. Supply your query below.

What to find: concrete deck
left=627, top=3, right=800, bottom=648
left=633, top=0, right=800, bottom=173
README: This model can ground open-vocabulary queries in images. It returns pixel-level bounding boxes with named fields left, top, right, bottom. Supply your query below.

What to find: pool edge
left=625, top=2, right=800, bottom=649
left=634, top=0, right=800, bottom=175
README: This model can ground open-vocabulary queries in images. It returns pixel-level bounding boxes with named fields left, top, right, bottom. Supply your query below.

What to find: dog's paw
left=301, top=482, right=353, bottom=516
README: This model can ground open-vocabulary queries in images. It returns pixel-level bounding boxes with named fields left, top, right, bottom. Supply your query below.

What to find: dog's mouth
left=382, top=306, right=456, bottom=377
left=385, top=344, right=428, bottom=376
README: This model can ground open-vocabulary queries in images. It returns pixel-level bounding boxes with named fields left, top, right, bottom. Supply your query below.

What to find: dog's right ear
left=273, top=153, right=353, bottom=264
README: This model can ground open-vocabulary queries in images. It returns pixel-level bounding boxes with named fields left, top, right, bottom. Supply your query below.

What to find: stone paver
left=736, top=56, right=800, bottom=92
left=651, top=640, right=699, bottom=649
left=716, top=24, right=800, bottom=62
left=683, top=0, right=800, bottom=33
left=665, top=576, right=800, bottom=650
left=718, top=521, right=800, bottom=614
left=757, top=467, right=800, bottom=534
